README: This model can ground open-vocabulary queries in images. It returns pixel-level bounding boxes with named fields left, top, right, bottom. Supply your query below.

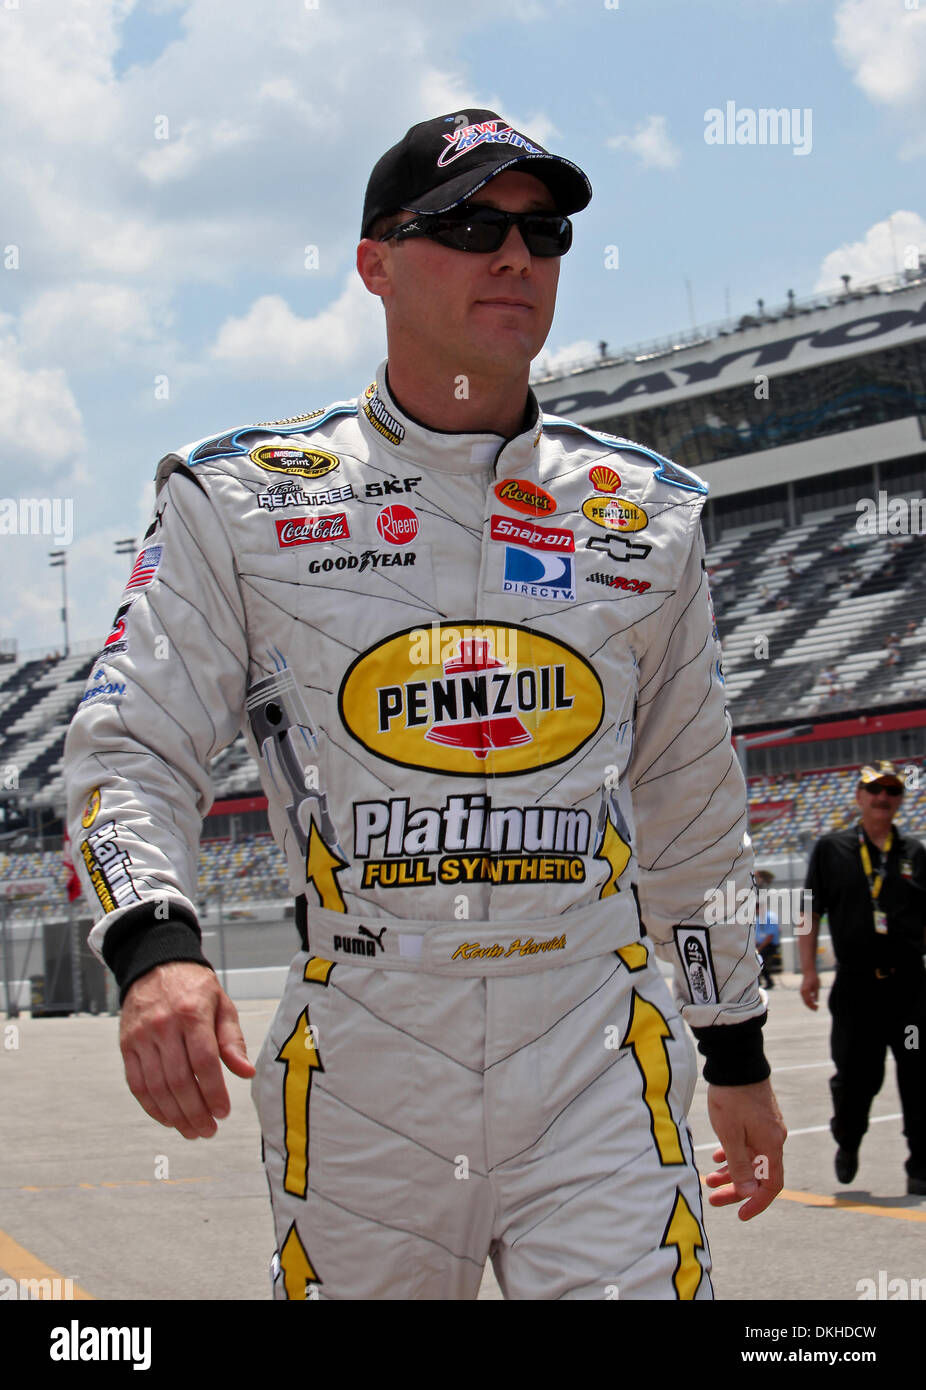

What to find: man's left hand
left=703, top=1079, right=786, bottom=1221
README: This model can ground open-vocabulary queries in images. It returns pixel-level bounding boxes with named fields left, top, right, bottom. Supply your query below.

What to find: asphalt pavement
left=1, top=969, right=923, bottom=1303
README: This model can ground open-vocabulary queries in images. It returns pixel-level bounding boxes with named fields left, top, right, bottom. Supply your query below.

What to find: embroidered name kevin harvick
left=79, top=821, right=141, bottom=912
left=451, top=934, right=566, bottom=961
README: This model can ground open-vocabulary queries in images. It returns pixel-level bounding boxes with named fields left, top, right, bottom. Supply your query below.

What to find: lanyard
left=858, top=824, right=893, bottom=903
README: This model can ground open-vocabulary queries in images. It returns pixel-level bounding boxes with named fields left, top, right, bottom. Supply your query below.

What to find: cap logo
left=438, top=120, right=543, bottom=167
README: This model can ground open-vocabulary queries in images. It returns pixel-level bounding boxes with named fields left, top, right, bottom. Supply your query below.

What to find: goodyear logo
left=582, top=496, right=648, bottom=532
left=249, top=445, right=340, bottom=479
left=339, top=622, right=603, bottom=777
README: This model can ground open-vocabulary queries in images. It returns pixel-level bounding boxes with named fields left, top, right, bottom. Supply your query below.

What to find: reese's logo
left=249, top=445, right=340, bottom=479
left=338, top=622, right=603, bottom=777
left=494, top=479, right=556, bottom=516
left=582, top=496, right=648, bottom=532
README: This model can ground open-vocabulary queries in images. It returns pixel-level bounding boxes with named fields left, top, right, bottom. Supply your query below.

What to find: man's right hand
left=800, top=967, right=820, bottom=1011
left=120, top=961, right=256, bottom=1139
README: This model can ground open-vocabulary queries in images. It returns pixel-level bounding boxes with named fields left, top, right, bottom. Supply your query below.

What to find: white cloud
left=834, top=0, right=926, bottom=106
left=18, top=283, right=171, bottom=366
left=531, top=338, right=599, bottom=381
left=606, top=115, right=680, bottom=171
left=814, top=211, right=926, bottom=290
left=834, top=0, right=926, bottom=156
left=210, top=274, right=385, bottom=377
left=0, top=325, right=85, bottom=472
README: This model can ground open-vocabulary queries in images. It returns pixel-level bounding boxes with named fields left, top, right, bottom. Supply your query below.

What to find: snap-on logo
left=494, top=479, right=556, bottom=516
left=489, top=515, right=574, bottom=552
left=338, top=621, right=603, bottom=778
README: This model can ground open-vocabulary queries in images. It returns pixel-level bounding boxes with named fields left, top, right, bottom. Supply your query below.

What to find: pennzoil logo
left=338, top=622, right=603, bottom=777
left=250, top=445, right=340, bottom=479
left=582, top=496, right=648, bottom=532
left=494, top=479, right=556, bottom=516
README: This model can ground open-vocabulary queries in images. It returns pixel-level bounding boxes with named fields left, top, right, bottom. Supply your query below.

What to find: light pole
left=48, top=551, right=69, bottom=657
left=735, top=724, right=815, bottom=831
left=114, top=537, right=137, bottom=561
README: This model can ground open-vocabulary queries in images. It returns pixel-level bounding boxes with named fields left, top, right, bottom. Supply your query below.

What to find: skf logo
left=494, top=479, right=556, bottom=516
left=250, top=445, right=340, bottom=479
left=338, top=622, right=603, bottom=777
left=588, top=465, right=621, bottom=493
left=582, top=496, right=648, bottom=532
left=275, top=514, right=350, bottom=546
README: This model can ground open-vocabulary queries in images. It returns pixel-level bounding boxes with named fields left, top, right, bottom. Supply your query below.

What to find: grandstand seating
left=747, top=759, right=925, bottom=855
left=3, top=756, right=922, bottom=915
left=1, top=495, right=923, bottom=826
left=707, top=502, right=926, bottom=724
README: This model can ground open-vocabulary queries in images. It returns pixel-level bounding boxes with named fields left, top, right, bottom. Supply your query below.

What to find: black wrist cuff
left=690, top=1012, right=771, bottom=1085
left=100, top=901, right=213, bottom=1003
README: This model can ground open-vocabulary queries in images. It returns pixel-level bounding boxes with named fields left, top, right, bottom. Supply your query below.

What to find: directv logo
left=502, top=546, right=575, bottom=601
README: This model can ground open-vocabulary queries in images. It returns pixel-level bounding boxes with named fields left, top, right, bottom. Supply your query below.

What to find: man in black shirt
left=799, top=761, right=926, bottom=1193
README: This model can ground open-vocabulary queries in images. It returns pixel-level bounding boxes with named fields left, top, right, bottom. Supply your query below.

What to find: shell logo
left=339, top=622, right=603, bottom=777
left=494, top=479, right=556, bottom=516
left=81, top=788, right=101, bottom=829
left=588, top=465, right=621, bottom=494
left=249, top=445, right=340, bottom=480
left=581, top=495, right=648, bottom=532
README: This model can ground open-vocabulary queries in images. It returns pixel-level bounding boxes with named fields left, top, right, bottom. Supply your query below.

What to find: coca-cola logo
left=275, top=513, right=350, bottom=547
left=376, top=504, right=419, bottom=545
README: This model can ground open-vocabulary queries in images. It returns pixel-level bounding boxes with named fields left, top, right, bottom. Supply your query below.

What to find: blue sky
left=1, top=0, right=924, bottom=653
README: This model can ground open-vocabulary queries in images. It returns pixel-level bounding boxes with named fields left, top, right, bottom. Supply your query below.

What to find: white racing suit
left=64, top=364, right=767, bottom=1300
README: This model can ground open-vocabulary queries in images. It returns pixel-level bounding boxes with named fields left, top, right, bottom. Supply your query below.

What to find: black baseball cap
left=361, top=110, right=592, bottom=238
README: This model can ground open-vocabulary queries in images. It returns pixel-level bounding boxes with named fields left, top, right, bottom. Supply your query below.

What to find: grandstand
left=1, top=266, right=924, bottom=921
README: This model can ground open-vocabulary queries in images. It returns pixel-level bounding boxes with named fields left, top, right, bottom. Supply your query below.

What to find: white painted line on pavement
left=693, top=1112, right=902, bottom=1151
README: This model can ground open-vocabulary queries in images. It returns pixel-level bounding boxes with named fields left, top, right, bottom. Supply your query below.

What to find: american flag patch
left=125, top=545, right=163, bottom=591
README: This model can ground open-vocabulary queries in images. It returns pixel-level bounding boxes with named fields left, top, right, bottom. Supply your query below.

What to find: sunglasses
left=864, top=783, right=903, bottom=796
left=379, top=206, right=573, bottom=257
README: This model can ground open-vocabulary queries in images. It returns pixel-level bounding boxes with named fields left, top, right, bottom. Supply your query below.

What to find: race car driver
left=64, top=110, right=786, bottom=1300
